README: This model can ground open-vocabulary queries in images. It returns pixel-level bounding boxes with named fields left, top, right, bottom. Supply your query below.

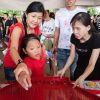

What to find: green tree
left=88, top=7, right=99, bottom=16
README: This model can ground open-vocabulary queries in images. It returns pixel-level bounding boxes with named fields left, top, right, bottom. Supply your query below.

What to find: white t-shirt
left=41, top=18, right=55, bottom=42
left=55, top=6, right=87, bottom=49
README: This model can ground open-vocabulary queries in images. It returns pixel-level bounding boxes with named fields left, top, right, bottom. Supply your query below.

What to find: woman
left=57, top=12, right=100, bottom=88
left=3, top=1, right=45, bottom=86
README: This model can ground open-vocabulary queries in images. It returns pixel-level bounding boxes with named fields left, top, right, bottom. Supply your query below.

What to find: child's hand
left=18, top=71, right=32, bottom=90
left=57, top=68, right=66, bottom=78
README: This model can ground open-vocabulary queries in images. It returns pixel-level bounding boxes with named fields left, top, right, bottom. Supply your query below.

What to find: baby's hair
left=20, top=34, right=40, bottom=58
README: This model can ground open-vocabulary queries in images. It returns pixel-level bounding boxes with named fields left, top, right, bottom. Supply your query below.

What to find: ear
left=87, top=25, right=91, bottom=31
left=23, top=48, right=27, bottom=54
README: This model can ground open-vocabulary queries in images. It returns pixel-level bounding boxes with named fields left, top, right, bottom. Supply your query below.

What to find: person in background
left=0, top=17, right=4, bottom=50
left=96, top=15, right=100, bottom=34
left=41, top=10, right=56, bottom=75
left=49, top=12, right=55, bottom=19
left=53, top=0, right=87, bottom=80
left=3, top=13, right=12, bottom=39
left=57, top=12, right=100, bottom=88
left=19, top=34, right=46, bottom=90
left=11, top=14, right=18, bottom=24
left=3, top=1, right=45, bottom=84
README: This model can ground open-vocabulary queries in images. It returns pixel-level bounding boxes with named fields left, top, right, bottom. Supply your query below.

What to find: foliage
left=0, top=9, right=22, bottom=16
left=87, top=7, right=99, bottom=16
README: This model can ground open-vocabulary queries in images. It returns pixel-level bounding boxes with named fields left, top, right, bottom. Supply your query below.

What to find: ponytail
left=22, top=13, right=27, bottom=36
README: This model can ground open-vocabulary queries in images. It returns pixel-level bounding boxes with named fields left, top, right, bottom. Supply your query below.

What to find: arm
left=57, top=44, right=76, bottom=77
left=74, top=49, right=100, bottom=88
left=9, top=26, right=22, bottom=64
left=52, top=27, right=60, bottom=51
left=9, top=26, right=31, bottom=89
left=9, top=26, right=30, bottom=77
left=6, top=26, right=9, bottom=35
left=42, top=33, right=54, bottom=38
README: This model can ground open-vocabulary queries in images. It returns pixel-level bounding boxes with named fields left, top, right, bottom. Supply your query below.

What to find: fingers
left=73, top=80, right=84, bottom=88
left=73, top=81, right=78, bottom=88
left=19, top=78, right=29, bottom=90
left=18, top=74, right=32, bottom=90
left=14, top=65, right=29, bottom=80
left=57, top=70, right=63, bottom=78
left=26, top=76, right=32, bottom=88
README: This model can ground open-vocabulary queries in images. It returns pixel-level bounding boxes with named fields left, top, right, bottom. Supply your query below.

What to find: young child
left=18, top=34, right=46, bottom=90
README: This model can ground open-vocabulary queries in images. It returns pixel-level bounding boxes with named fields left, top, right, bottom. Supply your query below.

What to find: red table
left=0, top=77, right=100, bottom=100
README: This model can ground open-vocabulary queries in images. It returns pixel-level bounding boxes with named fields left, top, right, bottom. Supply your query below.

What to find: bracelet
left=16, top=59, right=24, bottom=66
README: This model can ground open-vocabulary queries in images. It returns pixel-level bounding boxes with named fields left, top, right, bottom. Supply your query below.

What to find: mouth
left=35, top=54, right=41, bottom=58
left=31, top=23, right=38, bottom=27
left=74, top=34, right=79, bottom=39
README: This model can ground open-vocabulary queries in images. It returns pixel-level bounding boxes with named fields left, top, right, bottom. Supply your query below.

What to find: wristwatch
left=16, top=59, right=24, bottom=66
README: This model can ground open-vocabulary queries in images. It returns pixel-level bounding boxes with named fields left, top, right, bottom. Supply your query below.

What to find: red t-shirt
left=24, top=51, right=45, bottom=77
left=4, top=22, right=40, bottom=68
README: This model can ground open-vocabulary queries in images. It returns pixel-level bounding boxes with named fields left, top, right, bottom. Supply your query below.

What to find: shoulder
left=56, top=8, right=66, bottom=15
left=92, top=33, right=100, bottom=41
left=76, top=6, right=87, bottom=12
left=14, top=22, right=24, bottom=29
left=10, top=22, right=24, bottom=33
left=50, top=18, right=55, bottom=23
left=92, top=33, right=100, bottom=48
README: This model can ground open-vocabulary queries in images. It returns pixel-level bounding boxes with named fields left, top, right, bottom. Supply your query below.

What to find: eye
left=38, top=17, right=42, bottom=20
left=32, top=15, right=35, bottom=18
left=30, top=48, right=34, bottom=50
left=77, top=27, right=80, bottom=30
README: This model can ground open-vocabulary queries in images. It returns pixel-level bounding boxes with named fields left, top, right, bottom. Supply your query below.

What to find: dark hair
left=70, top=12, right=97, bottom=34
left=20, top=34, right=40, bottom=58
left=22, top=1, right=45, bottom=35
left=49, top=12, right=55, bottom=19
left=4, top=13, right=8, bottom=16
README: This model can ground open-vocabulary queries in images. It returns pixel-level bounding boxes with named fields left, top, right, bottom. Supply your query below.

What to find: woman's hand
left=57, top=68, right=66, bottom=77
left=14, top=63, right=30, bottom=80
left=18, top=71, right=32, bottom=90
left=73, top=76, right=85, bottom=88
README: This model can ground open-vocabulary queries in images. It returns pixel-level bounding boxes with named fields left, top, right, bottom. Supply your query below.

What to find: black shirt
left=4, top=19, right=12, bottom=34
left=71, top=33, right=100, bottom=80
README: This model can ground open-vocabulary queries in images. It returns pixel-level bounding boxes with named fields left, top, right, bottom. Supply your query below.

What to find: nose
left=34, top=17, right=38, bottom=23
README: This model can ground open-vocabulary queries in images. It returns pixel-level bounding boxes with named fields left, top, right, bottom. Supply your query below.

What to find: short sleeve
left=70, top=34, right=76, bottom=45
left=93, top=34, right=100, bottom=49
left=55, top=12, right=60, bottom=28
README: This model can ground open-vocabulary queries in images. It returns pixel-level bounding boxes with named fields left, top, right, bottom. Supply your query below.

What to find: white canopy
left=0, top=0, right=100, bottom=11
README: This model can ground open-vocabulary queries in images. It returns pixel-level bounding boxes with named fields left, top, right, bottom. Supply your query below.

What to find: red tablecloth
left=0, top=77, right=100, bottom=100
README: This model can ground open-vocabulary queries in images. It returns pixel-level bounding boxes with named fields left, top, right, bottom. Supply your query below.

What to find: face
left=44, top=11, right=49, bottom=19
left=65, top=0, right=76, bottom=7
left=26, top=12, right=43, bottom=29
left=24, top=39, right=42, bottom=60
left=72, top=21, right=90, bottom=40
left=4, top=14, right=8, bottom=20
